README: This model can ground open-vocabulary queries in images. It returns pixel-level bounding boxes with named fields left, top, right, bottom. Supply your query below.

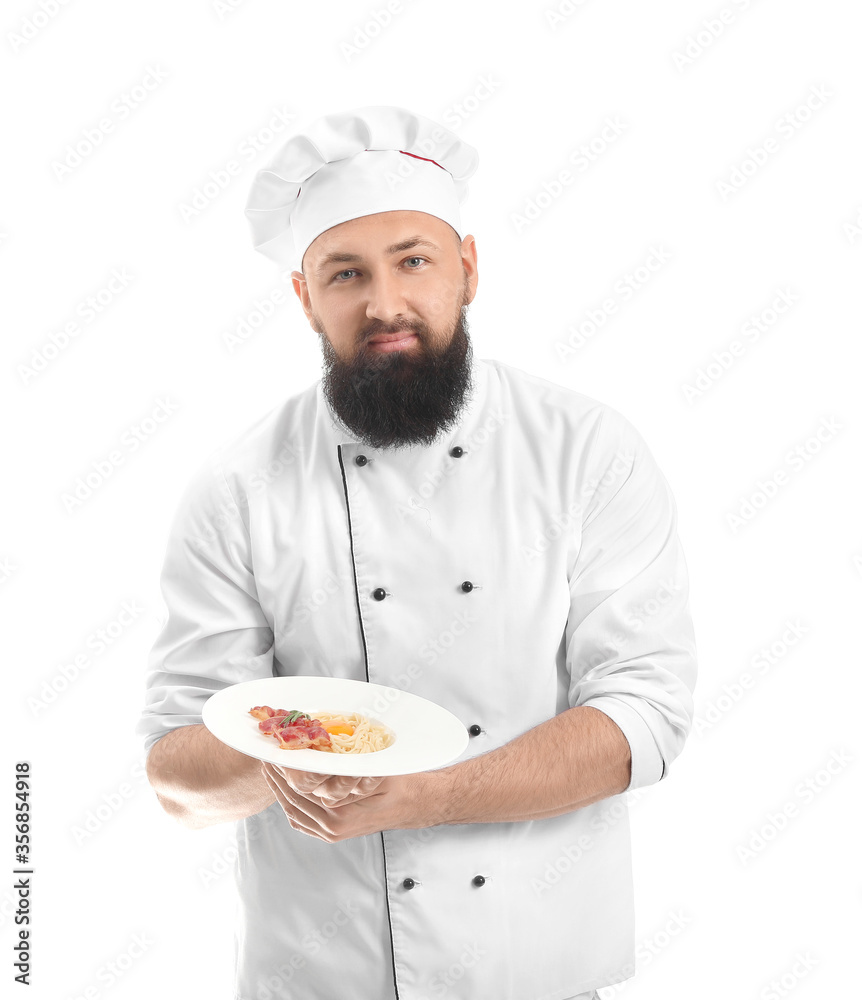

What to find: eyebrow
left=312, top=236, right=442, bottom=278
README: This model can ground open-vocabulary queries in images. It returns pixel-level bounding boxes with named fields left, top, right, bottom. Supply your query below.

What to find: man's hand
left=261, top=762, right=434, bottom=843
left=260, top=707, right=632, bottom=840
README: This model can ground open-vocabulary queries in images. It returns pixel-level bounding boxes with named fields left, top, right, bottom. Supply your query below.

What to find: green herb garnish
left=278, top=710, right=310, bottom=727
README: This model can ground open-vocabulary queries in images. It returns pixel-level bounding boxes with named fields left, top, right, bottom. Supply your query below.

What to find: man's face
left=291, top=210, right=479, bottom=449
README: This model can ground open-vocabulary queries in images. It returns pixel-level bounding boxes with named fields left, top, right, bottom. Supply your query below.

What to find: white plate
left=202, top=676, right=470, bottom=776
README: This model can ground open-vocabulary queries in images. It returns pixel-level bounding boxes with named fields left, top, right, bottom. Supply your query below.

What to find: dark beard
left=318, top=296, right=474, bottom=450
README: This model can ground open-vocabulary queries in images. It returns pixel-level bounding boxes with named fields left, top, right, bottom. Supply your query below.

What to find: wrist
left=411, top=766, right=455, bottom=828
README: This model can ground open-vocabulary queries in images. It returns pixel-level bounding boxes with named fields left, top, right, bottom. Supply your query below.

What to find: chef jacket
left=137, top=355, right=697, bottom=1000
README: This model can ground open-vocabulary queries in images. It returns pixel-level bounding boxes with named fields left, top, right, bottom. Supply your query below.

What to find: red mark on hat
left=361, top=148, right=444, bottom=169
left=398, top=150, right=445, bottom=170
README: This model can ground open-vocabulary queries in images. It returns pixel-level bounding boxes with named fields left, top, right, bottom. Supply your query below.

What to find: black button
left=472, top=875, right=486, bottom=887
left=402, top=877, right=416, bottom=890
left=372, top=588, right=387, bottom=601
left=354, top=455, right=368, bottom=466
left=460, top=581, right=474, bottom=593
left=468, top=724, right=482, bottom=737
left=450, top=446, right=464, bottom=457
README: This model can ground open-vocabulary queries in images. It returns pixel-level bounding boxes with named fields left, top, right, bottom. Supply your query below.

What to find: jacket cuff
left=583, top=696, right=665, bottom=792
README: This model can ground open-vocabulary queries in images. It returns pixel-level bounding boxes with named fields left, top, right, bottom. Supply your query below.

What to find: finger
left=274, top=770, right=357, bottom=805
left=266, top=765, right=333, bottom=823
left=286, top=771, right=354, bottom=806
left=265, top=763, right=337, bottom=808
left=273, top=766, right=331, bottom=795
left=357, top=775, right=386, bottom=795
left=270, top=766, right=384, bottom=807
left=306, top=774, right=381, bottom=807
left=262, top=767, right=332, bottom=840
left=261, top=765, right=290, bottom=816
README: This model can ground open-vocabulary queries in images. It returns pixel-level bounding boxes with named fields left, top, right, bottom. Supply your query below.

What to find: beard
left=317, top=285, right=474, bottom=450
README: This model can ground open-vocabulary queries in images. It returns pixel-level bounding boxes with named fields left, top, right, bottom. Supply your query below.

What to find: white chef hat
left=244, top=105, right=479, bottom=272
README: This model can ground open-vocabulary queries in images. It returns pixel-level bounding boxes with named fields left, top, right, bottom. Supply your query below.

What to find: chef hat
left=244, top=105, right=479, bottom=272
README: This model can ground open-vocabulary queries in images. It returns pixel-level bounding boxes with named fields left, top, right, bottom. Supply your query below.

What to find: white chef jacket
left=137, top=355, right=697, bottom=1000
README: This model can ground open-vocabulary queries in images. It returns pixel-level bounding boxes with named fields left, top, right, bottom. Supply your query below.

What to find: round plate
left=202, top=676, right=470, bottom=776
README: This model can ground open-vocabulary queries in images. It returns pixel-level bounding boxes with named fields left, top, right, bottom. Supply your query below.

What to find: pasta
left=313, top=712, right=394, bottom=754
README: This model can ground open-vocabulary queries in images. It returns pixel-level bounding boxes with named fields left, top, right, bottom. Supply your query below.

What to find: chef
left=138, top=105, right=698, bottom=1000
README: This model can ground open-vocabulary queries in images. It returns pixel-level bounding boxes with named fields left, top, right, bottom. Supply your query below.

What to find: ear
left=291, top=270, right=313, bottom=321
left=460, top=235, right=478, bottom=305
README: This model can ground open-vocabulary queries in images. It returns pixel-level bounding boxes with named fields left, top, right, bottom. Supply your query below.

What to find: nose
left=364, top=269, right=409, bottom=328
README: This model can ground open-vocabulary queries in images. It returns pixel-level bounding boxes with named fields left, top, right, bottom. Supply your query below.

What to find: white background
left=2, top=1, right=860, bottom=998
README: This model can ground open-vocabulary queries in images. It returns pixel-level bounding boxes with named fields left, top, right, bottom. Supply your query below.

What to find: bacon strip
left=249, top=707, right=332, bottom=751
left=271, top=722, right=332, bottom=750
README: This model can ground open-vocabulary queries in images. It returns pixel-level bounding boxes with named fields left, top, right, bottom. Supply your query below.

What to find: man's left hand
left=261, top=762, right=435, bottom=842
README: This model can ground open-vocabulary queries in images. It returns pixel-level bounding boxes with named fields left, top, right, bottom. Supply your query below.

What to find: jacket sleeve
left=135, top=451, right=275, bottom=756
left=566, top=407, right=697, bottom=792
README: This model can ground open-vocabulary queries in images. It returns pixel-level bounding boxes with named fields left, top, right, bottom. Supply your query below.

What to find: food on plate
left=249, top=706, right=393, bottom=754
left=249, top=707, right=332, bottom=750
left=313, top=711, right=394, bottom=753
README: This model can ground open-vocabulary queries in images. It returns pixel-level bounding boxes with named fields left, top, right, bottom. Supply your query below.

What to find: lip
left=368, top=330, right=416, bottom=344
left=367, top=331, right=418, bottom=352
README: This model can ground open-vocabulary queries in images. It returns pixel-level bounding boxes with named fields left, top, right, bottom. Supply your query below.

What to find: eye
left=404, top=256, right=427, bottom=269
left=332, top=269, right=358, bottom=282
